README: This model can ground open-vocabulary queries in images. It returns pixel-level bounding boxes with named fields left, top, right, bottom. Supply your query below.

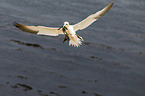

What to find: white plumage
left=14, top=1, right=114, bottom=47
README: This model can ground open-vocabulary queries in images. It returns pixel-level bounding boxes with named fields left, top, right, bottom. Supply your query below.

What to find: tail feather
left=69, top=35, right=83, bottom=47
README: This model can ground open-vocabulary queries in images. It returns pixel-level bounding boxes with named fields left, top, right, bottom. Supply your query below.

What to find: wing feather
left=13, top=22, right=64, bottom=36
left=73, top=1, right=114, bottom=31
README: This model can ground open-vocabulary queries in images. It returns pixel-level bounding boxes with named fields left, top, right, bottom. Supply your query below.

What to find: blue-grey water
left=0, top=0, right=145, bottom=96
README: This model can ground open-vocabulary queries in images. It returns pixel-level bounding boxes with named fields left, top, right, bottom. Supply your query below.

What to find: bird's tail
left=69, top=35, right=83, bottom=47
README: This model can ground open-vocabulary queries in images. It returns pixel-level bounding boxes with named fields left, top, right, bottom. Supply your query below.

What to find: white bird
left=14, top=1, right=114, bottom=47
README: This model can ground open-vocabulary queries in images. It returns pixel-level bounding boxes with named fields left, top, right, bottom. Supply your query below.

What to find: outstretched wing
left=73, top=1, right=114, bottom=31
left=13, top=22, right=64, bottom=36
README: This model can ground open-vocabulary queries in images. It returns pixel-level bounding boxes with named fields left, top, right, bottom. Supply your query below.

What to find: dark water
left=0, top=0, right=145, bottom=96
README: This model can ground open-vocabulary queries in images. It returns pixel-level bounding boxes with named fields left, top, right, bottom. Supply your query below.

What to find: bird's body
left=61, top=22, right=84, bottom=47
left=14, top=1, right=114, bottom=47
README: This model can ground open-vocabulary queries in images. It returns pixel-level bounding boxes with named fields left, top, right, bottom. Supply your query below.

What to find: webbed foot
left=63, top=35, right=70, bottom=43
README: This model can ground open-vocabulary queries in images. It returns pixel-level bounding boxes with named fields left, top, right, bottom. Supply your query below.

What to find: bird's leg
left=58, top=25, right=69, bottom=43
left=63, top=34, right=70, bottom=43
left=76, top=34, right=84, bottom=41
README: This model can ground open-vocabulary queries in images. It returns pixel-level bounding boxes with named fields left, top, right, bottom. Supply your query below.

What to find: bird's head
left=58, top=21, right=69, bottom=31
left=63, top=21, right=69, bottom=28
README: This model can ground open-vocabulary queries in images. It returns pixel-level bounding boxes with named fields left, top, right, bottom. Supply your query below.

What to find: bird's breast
left=67, top=26, right=76, bottom=36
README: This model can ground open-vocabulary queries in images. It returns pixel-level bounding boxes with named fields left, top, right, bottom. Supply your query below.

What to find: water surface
left=0, top=0, right=145, bottom=96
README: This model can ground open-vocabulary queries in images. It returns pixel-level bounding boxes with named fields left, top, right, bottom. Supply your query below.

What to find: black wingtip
left=13, top=21, right=20, bottom=28
left=112, top=0, right=114, bottom=3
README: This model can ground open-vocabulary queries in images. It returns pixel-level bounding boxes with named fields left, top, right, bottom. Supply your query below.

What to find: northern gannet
left=14, top=1, right=114, bottom=47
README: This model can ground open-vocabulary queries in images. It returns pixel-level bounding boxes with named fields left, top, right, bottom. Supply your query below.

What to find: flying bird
left=14, top=1, right=114, bottom=47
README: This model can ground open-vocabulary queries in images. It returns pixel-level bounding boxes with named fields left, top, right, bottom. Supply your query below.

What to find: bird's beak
left=63, top=25, right=67, bottom=29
